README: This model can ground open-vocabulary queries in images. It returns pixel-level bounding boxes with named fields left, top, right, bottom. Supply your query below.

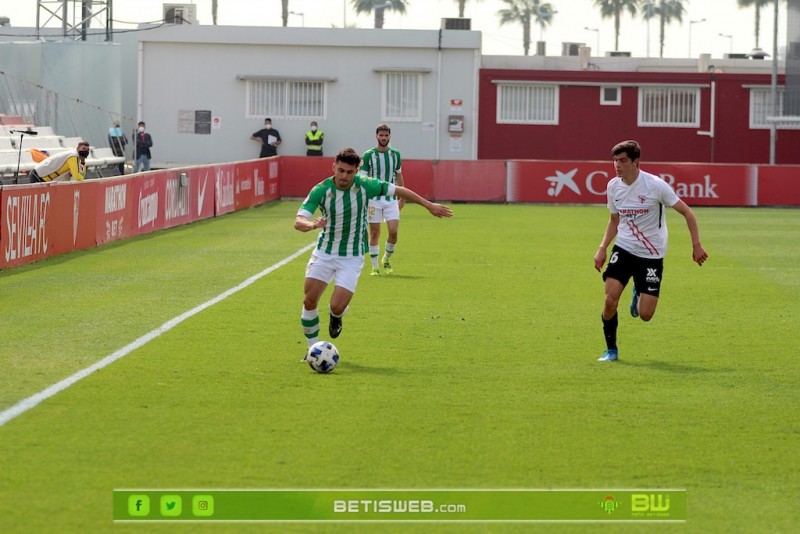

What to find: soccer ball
left=306, top=341, right=340, bottom=373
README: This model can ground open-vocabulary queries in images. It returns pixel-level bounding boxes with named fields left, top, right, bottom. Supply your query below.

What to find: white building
left=1, top=22, right=480, bottom=166
left=130, top=24, right=481, bottom=166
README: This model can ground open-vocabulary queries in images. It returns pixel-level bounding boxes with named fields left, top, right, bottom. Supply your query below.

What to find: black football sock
left=602, top=312, right=618, bottom=350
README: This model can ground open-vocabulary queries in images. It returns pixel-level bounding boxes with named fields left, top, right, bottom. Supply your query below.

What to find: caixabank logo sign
left=506, top=161, right=757, bottom=206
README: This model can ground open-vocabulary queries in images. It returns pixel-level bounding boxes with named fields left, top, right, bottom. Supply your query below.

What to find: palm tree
left=352, top=0, right=409, bottom=29
left=453, top=0, right=484, bottom=18
left=498, top=0, right=557, bottom=56
left=534, top=3, right=557, bottom=42
left=653, top=0, right=686, bottom=58
left=212, top=0, right=218, bottom=25
left=737, top=0, right=774, bottom=49
left=594, top=0, right=639, bottom=52
left=281, top=0, right=290, bottom=27
left=641, top=0, right=658, bottom=56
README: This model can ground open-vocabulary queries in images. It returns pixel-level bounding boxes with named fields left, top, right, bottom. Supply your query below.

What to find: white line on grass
left=0, top=243, right=316, bottom=428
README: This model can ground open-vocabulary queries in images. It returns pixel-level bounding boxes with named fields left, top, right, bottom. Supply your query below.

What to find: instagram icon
left=192, top=495, right=214, bottom=517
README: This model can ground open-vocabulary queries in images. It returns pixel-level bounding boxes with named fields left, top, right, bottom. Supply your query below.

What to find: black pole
left=131, top=128, right=137, bottom=171
left=13, top=132, right=25, bottom=185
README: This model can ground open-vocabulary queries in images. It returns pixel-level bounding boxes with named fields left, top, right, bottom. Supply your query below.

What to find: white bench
left=88, top=146, right=125, bottom=177
left=31, top=126, right=56, bottom=136
left=0, top=150, right=36, bottom=182
left=61, top=137, right=86, bottom=148
left=0, top=137, right=15, bottom=151
left=18, top=136, right=68, bottom=151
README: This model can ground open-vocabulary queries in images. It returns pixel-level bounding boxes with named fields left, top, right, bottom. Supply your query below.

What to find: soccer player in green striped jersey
left=296, top=147, right=452, bottom=357
left=361, top=123, right=404, bottom=275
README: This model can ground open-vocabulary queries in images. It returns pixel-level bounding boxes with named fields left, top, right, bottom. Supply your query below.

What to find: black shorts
left=602, top=245, right=664, bottom=297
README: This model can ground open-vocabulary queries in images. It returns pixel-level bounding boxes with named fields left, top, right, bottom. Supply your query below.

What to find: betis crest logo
left=599, top=496, right=621, bottom=515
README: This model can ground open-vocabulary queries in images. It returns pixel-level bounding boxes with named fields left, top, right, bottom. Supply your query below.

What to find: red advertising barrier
left=2, top=159, right=277, bottom=269
left=280, top=156, right=331, bottom=198
left=507, top=161, right=759, bottom=206
left=96, top=175, right=134, bottom=245
left=281, top=156, right=435, bottom=199
left=162, top=171, right=195, bottom=230
left=184, top=167, right=218, bottom=222
left=128, top=172, right=167, bottom=237
left=94, top=168, right=219, bottom=245
left=431, top=160, right=505, bottom=202
left=1, top=182, right=97, bottom=269
left=646, top=164, right=756, bottom=207
left=279, top=156, right=506, bottom=203
left=757, top=165, right=800, bottom=206
left=262, top=158, right=281, bottom=203
left=280, top=157, right=437, bottom=201
left=50, top=181, right=98, bottom=257
left=2, top=184, right=52, bottom=268
left=214, top=163, right=236, bottom=216
left=234, top=159, right=280, bottom=209
left=400, top=160, right=434, bottom=200
left=2, top=157, right=797, bottom=270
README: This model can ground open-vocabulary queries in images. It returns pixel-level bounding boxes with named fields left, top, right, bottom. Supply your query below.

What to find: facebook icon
left=128, top=495, right=150, bottom=516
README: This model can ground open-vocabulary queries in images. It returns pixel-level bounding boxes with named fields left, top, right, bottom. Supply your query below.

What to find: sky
left=0, top=0, right=789, bottom=59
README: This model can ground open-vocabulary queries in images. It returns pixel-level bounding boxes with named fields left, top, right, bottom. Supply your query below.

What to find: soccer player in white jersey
left=593, top=140, right=708, bottom=362
left=361, top=123, right=404, bottom=275
left=295, top=147, right=452, bottom=358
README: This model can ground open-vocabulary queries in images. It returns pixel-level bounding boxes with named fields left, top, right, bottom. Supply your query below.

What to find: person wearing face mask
left=132, top=121, right=153, bottom=173
left=251, top=117, right=282, bottom=158
left=304, top=121, right=324, bottom=157
left=28, top=140, right=91, bottom=182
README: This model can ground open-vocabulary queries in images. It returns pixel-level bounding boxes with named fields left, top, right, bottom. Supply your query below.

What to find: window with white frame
left=496, top=84, right=559, bottom=124
left=749, top=87, right=800, bottom=129
left=382, top=72, right=422, bottom=122
left=601, top=86, right=621, bottom=105
left=246, top=79, right=326, bottom=119
left=638, top=86, right=700, bottom=127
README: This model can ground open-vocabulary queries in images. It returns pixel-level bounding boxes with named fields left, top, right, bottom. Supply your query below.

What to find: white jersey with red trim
left=607, top=169, right=680, bottom=259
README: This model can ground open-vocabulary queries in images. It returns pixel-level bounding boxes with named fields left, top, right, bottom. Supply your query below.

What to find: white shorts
left=368, top=199, right=400, bottom=224
left=305, top=250, right=364, bottom=293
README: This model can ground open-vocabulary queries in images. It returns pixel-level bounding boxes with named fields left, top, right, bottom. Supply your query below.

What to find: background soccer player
left=361, top=123, right=404, bottom=275
left=295, top=147, right=451, bottom=358
left=593, top=140, right=708, bottom=362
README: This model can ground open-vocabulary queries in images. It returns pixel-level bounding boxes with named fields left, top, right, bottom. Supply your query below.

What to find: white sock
left=369, top=245, right=380, bottom=267
left=384, top=242, right=396, bottom=261
left=301, top=307, right=319, bottom=347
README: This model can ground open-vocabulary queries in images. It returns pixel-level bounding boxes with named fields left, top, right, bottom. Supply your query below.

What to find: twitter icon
left=160, top=495, right=182, bottom=517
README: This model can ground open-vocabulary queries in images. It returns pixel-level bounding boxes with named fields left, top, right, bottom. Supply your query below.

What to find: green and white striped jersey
left=361, top=147, right=402, bottom=201
left=298, top=175, right=393, bottom=257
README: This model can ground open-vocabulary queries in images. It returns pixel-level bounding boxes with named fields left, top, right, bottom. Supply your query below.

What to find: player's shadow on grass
left=340, top=361, right=407, bottom=375
left=617, top=359, right=725, bottom=373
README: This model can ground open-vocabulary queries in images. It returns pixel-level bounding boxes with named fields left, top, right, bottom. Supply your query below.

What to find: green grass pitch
left=0, top=202, right=798, bottom=532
